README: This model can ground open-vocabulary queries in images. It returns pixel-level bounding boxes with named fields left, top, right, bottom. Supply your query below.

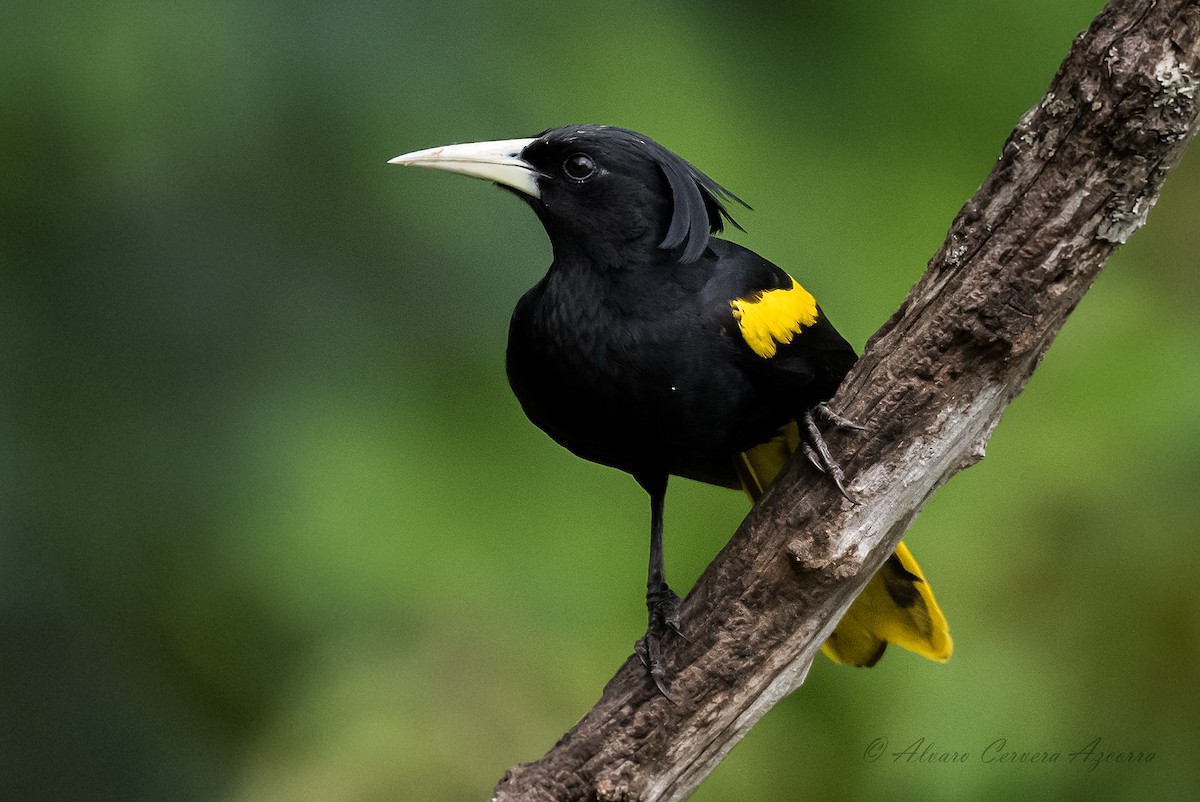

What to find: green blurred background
left=4, top=1, right=1198, bottom=800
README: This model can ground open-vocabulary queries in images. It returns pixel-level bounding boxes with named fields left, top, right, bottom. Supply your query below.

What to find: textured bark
left=492, top=2, right=1200, bottom=800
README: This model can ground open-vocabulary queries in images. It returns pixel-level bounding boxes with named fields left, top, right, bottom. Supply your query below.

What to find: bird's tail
left=735, top=422, right=952, bottom=667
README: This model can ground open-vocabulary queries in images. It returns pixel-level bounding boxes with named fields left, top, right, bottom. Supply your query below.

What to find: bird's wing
left=705, top=241, right=856, bottom=401
left=715, top=242, right=952, bottom=667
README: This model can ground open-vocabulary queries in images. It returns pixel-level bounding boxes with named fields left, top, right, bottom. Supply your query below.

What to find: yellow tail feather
left=735, top=422, right=952, bottom=666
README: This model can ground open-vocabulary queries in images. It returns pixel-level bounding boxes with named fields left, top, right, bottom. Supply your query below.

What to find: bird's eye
left=563, top=153, right=597, bottom=181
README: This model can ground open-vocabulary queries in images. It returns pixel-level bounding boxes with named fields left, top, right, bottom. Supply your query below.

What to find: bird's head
left=390, top=125, right=747, bottom=264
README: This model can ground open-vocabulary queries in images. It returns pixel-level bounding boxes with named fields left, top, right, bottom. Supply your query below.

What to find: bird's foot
left=811, top=403, right=865, bottom=432
left=634, top=586, right=686, bottom=700
left=800, top=404, right=862, bottom=504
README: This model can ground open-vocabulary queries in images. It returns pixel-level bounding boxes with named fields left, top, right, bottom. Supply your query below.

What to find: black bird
left=390, top=125, right=950, bottom=696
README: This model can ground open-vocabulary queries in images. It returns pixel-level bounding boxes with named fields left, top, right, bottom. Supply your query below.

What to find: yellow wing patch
left=730, top=277, right=819, bottom=359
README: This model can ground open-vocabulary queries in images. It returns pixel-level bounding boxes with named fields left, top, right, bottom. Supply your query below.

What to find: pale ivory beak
left=389, top=137, right=540, bottom=198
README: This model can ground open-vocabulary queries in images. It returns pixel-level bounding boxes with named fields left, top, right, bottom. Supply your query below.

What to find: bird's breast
left=505, top=277, right=782, bottom=482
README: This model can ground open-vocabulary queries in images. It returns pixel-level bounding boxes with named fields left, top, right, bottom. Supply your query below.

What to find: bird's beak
left=388, top=137, right=541, bottom=198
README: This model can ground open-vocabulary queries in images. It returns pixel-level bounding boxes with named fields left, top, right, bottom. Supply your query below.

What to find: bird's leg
left=800, top=404, right=863, bottom=503
left=633, top=474, right=683, bottom=700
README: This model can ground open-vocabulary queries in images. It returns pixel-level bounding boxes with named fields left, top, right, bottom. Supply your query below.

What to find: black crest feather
left=542, top=125, right=749, bottom=263
left=642, top=135, right=749, bottom=263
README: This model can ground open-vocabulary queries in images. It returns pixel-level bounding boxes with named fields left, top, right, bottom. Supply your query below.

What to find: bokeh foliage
left=3, top=1, right=1198, bottom=800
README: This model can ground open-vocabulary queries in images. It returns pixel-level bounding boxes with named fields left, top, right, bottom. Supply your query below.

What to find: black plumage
left=503, top=127, right=853, bottom=487
left=390, top=125, right=949, bottom=697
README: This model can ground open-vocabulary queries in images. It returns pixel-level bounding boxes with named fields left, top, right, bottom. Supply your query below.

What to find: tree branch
left=492, top=2, right=1200, bottom=800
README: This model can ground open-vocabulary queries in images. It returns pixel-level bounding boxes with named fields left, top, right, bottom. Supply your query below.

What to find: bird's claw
left=634, top=633, right=674, bottom=700
left=801, top=404, right=860, bottom=504
left=636, top=586, right=686, bottom=700
left=811, top=403, right=866, bottom=431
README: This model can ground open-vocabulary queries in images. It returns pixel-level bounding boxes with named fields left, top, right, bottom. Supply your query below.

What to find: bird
left=389, top=124, right=951, bottom=697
